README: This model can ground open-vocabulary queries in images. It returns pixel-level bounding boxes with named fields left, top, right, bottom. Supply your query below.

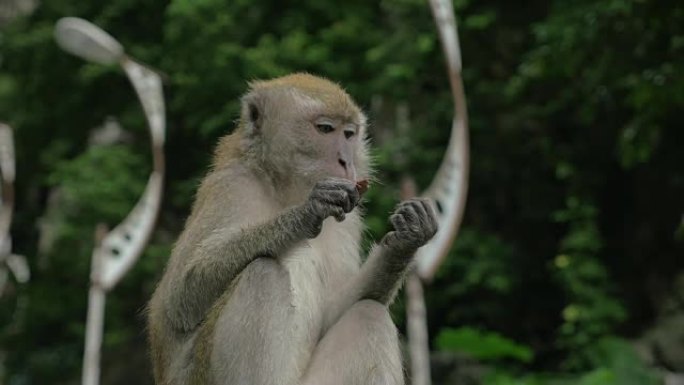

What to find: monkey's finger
left=398, top=204, right=421, bottom=232
left=341, top=194, right=356, bottom=213
left=412, top=200, right=435, bottom=241
left=381, top=231, right=398, bottom=247
left=331, top=206, right=346, bottom=222
left=317, top=191, right=352, bottom=212
left=326, top=179, right=360, bottom=211
left=390, top=213, right=409, bottom=232
left=338, top=186, right=360, bottom=212
left=411, top=199, right=430, bottom=228
left=396, top=199, right=421, bottom=215
left=344, top=188, right=360, bottom=212
left=420, top=199, right=439, bottom=235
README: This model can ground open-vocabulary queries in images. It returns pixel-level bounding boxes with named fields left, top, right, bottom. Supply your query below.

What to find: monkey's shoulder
left=196, top=164, right=256, bottom=199
left=192, top=166, right=277, bottom=222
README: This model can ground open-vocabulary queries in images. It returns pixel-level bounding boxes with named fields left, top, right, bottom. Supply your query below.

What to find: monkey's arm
left=322, top=198, right=437, bottom=332
left=163, top=178, right=359, bottom=332
left=163, top=206, right=315, bottom=331
left=357, top=242, right=415, bottom=304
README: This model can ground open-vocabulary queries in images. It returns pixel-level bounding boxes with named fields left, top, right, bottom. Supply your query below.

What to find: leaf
left=436, top=327, right=534, bottom=363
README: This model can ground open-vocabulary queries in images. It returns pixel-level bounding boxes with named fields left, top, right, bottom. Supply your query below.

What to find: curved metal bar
left=96, top=59, right=165, bottom=291
left=415, top=0, right=470, bottom=281
left=97, top=172, right=163, bottom=290
left=121, top=58, right=166, bottom=149
left=54, top=17, right=124, bottom=65
left=54, top=18, right=166, bottom=385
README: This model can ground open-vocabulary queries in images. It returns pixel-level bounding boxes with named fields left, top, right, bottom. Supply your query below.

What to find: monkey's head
left=218, top=73, right=371, bottom=198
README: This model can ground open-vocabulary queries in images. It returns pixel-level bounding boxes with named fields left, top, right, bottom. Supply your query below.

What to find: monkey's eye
left=316, top=123, right=335, bottom=134
left=344, top=129, right=355, bottom=139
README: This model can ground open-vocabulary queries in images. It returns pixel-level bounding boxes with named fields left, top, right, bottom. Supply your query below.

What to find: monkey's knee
left=349, top=299, right=391, bottom=320
left=356, top=302, right=401, bottom=364
left=304, top=300, right=403, bottom=385
left=347, top=300, right=397, bottom=339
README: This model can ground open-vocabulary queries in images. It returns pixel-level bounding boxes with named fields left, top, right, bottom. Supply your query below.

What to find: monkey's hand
left=382, top=198, right=438, bottom=253
left=301, top=177, right=360, bottom=238
left=322, top=198, right=438, bottom=320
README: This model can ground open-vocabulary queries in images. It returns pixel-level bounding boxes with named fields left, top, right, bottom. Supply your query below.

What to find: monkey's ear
left=241, top=92, right=265, bottom=135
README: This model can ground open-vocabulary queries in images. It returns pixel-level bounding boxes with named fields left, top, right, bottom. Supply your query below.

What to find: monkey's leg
left=302, top=300, right=403, bottom=385
left=207, top=258, right=304, bottom=385
left=321, top=199, right=438, bottom=333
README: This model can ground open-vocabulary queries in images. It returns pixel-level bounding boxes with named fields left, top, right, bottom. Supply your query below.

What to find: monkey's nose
left=337, top=157, right=357, bottom=181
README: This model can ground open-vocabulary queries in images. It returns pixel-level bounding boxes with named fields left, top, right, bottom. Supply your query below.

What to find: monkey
left=147, top=73, right=438, bottom=385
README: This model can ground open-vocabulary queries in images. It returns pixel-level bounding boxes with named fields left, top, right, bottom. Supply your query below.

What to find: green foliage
left=582, top=337, right=661, bottom=385
left=551, top=198, right=626, bottom=368
left=483, top=337, right=661, bottom=385
left=49, top=145, right=147, bottom=224
left=436, top=327, right=534, bottom=363
left=437, top=230, right=516, bottom=296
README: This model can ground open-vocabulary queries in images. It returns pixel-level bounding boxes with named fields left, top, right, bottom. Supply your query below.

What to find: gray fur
left=147, top=74, right=438, bottom=385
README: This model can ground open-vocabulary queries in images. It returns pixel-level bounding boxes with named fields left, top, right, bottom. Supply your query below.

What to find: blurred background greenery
left=0, top=0, right=682, bottom=384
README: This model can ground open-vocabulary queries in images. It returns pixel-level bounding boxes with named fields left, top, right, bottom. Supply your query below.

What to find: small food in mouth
left=356, top=179, right=369, bottom=196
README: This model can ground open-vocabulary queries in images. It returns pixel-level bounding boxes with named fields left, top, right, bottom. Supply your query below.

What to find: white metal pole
left=54, top=19, right=166, bottom=385
left=82, top=224, right=107, bottom=385
left=82, top=285, right=106, bottom=385
left=407, top=272, right=431, bottom=385
left=405, top=1, right=470, bottom=382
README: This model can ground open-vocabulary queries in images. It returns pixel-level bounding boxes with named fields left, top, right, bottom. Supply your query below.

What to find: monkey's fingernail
left=356, top=179, right=369, bottom=196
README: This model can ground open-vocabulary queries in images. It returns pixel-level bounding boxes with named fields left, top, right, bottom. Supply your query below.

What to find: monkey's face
left=237, top=74, right=371, bottom=197
left=265, top=92, right=364, bottom=187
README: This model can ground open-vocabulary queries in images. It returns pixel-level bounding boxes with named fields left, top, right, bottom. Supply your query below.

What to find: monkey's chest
left=282, top=244, right=353, bottom=343
left=283, top=250, right=326, bottom=336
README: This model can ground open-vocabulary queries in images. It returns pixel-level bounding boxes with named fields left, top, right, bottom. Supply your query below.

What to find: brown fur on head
left=213, top=73, right=371, bottom=198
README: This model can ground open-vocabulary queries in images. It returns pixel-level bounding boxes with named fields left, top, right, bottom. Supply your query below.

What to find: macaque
left=148, top=73, right=438, bottom=385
